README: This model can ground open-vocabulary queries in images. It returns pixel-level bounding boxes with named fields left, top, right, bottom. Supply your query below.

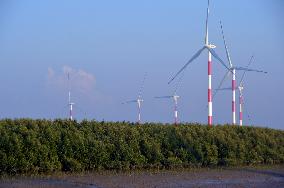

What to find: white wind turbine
left=155, top=75, right=183, bottom=125
left=213, top=22, right=267, bottom=125
left=155, top=95, right=180, bottom=125
left=122, top=73, right=147, bottom=124
left=168, top=0, right=231, bottom=126
left=214, top=66, right=253, bottom=126
left=238, top=57, right=259, bottom=126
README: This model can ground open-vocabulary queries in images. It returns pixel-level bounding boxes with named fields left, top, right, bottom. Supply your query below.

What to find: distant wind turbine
left=168, top=0, right=231, bottom=126
left=238, top=57, right=257, bottom=126
left=122, top=73, right=147, bottom=124
left=213, top=21, right=267, bottom=125
left=155, top=74, right=184, bottom=125
left=155, top=95, right=180, bottom=125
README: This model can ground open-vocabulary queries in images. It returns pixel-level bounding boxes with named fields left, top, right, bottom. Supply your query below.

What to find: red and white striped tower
left=205, top=0, right=216, bottom=126
left=173, top=95, right=179, bottom=125
left=68, top=73, right=75, bottom=120
left=68, top=92, right=75, bottom=120
left=205, top=1, right=212, bottom=126
left=70, top=106, right=72, bottom=120
left=239, top=85, right=244, bottom=126
left=208, top=52, right=213, bottom=126
left=69, top=101, right=73, bottom=120
left=69, top=91, right=72, bottom=120
left=137, top=98, right=142, bottom=124
left=232, top=68, right=236, bottom=124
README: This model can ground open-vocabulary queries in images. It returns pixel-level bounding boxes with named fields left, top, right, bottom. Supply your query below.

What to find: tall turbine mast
left=168, top=0, right=231, bottom=127
left=205, top=0, right=216, bottom=126
left=68, top=72, right=75, bottom=120
left=238, top=85, right=244, bottom=125
left=220, top=21, right=236, bottom=124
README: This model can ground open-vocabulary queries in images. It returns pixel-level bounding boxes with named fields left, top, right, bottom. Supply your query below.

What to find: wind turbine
left=155, top=95, right=180, bottom=125
left=213, top=22, right=267, bottom=125
left=155, top=75, right=183, bottom=125
left=168, top=0, right=231, bottom=126
left=238, top=57, right=256, bottom=126
left=67, top=73, right=75, bottom=120
left=123, top=73, right=147, bottom=124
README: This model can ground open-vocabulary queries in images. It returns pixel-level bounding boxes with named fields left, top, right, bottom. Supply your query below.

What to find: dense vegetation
left=0, top=119, right=283, bottom=175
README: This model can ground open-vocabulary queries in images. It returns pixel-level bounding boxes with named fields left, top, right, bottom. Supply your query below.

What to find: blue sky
left=0, top=0, right=283, bottom=129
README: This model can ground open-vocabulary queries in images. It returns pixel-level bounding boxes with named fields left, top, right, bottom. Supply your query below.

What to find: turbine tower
left=168, top=0, right=231, bottom=126
left=68, top=73, right=75, bottom=120
left=123, top=73, right=147, bottom=124
left=213, top=21, right=267, bottom=125
left=238, top=84, right=244, bottom=126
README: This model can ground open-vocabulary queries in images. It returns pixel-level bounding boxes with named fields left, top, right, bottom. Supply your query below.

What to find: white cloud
left=47, top=66, right=96, bottom=95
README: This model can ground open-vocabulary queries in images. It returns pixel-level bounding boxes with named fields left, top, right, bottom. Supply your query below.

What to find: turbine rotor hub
left=206, top=44, right=216, bottom=49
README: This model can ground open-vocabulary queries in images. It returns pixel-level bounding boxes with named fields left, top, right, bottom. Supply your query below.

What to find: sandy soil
left=1, top=165, right=283, bottom=188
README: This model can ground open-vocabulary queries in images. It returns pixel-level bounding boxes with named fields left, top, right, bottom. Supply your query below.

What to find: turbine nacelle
left=173, top=95, right=180, bottom=101
left=205, top=44, right=216, bottom=49
left=238, top=85, right=244, bottom=91
left=137, top=99, right=143, bottom=103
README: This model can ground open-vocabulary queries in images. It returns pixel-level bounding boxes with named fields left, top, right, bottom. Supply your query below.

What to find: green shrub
left=0, top=119, right=283, bottom=175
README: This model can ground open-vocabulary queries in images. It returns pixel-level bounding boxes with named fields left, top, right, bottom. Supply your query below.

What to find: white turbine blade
left=216, top=87, right=231, bottom=91
left=205, top=0, right=210, bottom=45
left=212, top=70, right=230, bottom=100
left=168, top=46, right=206, bottom=84
left=154, top=96, right=173, bottom=99
left=235, top=67, right=267, bottom=74
left=239, top=55, right=254, bottom=85
left=173, top=71, right=185, bottom=94
left=138, top=72, right=147, bottom=97
left=67, top=72, right=71, bottom=104
left=206, top=47, right=232, bottom=71
left=122, top=100, right=137, bottom=104
left=220, top=21, right=232, bottom=68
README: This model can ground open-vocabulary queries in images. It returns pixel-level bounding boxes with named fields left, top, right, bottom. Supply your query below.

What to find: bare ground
left=1, top=165, right=283, bottom=188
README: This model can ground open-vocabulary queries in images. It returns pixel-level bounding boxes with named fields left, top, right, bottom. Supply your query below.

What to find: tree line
left=0, top=119, right=283, bottom=175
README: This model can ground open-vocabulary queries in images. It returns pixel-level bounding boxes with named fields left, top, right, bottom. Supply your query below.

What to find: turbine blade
left=206, top=47, right=231, bottom=71
left=173, top=71, right=185, bottom=95
left=220, top=21, right=232, bottom=67
left=205, top=0, right=210, bottom=45
left=216, top=87, right=231, bottom=91
left=235, top=67, right=267, bottom=73
left=138, top=72, right=147, bottom=97
left=168, top=46, right=206, bottom=84
left=212, top=70, right=230, bottom=100
left=122, top=100, right=137, bottom=104
left=154, top=96, right=173, bottom=99
left=239, top=55, right=254, bottom=85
